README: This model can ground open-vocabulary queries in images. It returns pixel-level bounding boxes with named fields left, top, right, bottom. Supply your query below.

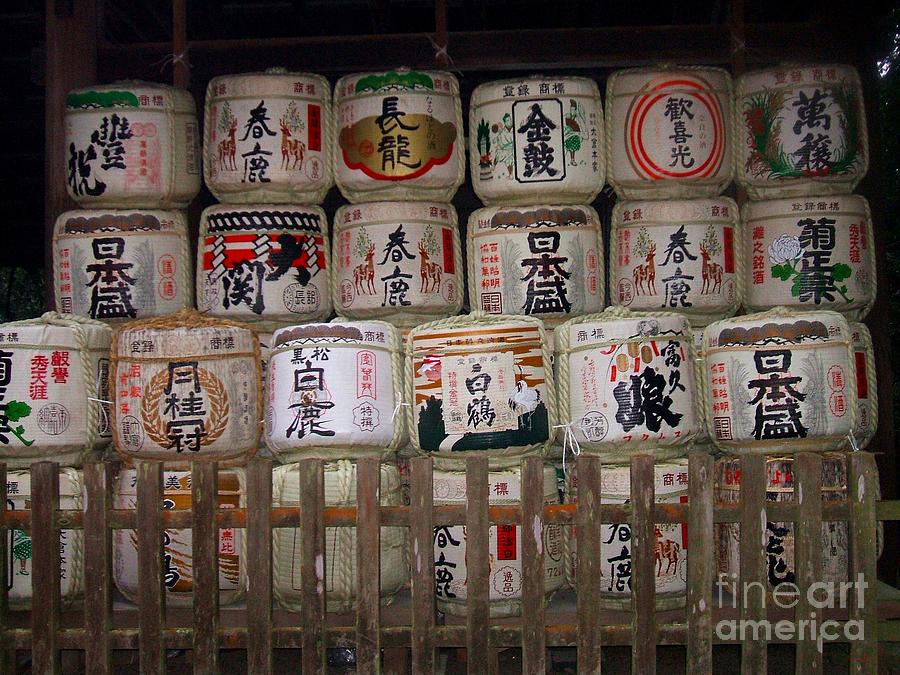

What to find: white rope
left=552, top=422, right=582, bottom=476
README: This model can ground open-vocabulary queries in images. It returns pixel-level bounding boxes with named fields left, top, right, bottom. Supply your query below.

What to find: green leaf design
left=771, top=264, right=795, bottom=282
left=5, top=401, right=31, bottom=423
left=832, top=263, right=852, bottom=283
left=790, top=276, right=803, bottom=297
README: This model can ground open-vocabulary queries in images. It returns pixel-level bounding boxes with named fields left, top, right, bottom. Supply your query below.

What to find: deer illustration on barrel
left=699, top=242, right=722, bottom=295
left=280, top=118, right=306, bottom=170
left=632, top=242, right=657, bottom=295
left=217, top=117, right=237, bottom=171
left=354, top=243, right=376, bottom=295
left=418, top=241, right=442, bottom=293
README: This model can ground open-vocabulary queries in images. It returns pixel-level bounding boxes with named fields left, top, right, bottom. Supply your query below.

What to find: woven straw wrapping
left=563, top=459, right=689, bottom=610
left=741, top=194, right=876, bottom=321
left=605, top=66, right=734, bottom=200
left=554, top=307, right=701, bottom=459
left=609, top=198, right=742, bottom=326
left=433, top=464, right=563, bottom=617
left=113, top=467, right=246, bottom=608
left=196, top=203, right=332, bottom=324
left=468, top=76, right=605, bottom=206
left=65, top=81, right=200, bottom=209
left=701, top=307, right=857, bottom=454
left=850, top=322, right=878, bottom=450
left=7, top=468, right=84, bottom=609
left=272, top=460, right=409, bottom=612
left=53, top=209, right=193, bottom=323
left=0, top=312, right=111, bottom=468
left=333, top=70, right=465, bottom=203
left=331, top=201, right=464, bottom=326
left=109, top=309, right=262, bottom=468
left=735, top=64, right=869, bottom=200
left=405, top=312, right=558, bottom=470
left=265, top=320, right=404, bottom=461
left=466, top=204, right=605, bottom=328
left=204, top=70, right=334, bottom=205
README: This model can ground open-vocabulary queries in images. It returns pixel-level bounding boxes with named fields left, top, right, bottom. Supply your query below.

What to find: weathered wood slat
left=521, top=457, right=545, bottom=674
left=409, top=458, right=435, bottom=675
left=192, top=462, right=219, bottom=673
left=299, top=459, right=326, bottom=674
left=794, top=453, right=823, bottom=675
left=739, top=454, right=767, bottom=675
left=631, top=454, right=656, bottom=675
left=576, top=456, right=602, bottom=675
left=31, top=462, right=61, bottom=674
left=465, top=457, right=490, bottom=675
left=849, top=452, right=878, bottom=674
left=83, top=462, right=113, bottom=674
left=247, top=459, right=273, bottom=674
left=687, top=451, right=713, bottom=673
left=357, top=458, right=382, bottom=673
left=137, top=461, right=165, bottom=675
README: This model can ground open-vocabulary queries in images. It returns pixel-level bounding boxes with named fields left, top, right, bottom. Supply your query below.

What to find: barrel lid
left=559, top=308, right=692, bottom=348
left=336, top=69, right=459, bottom=99
left=469, top=204, right=600, bottom=233
left=743, top=193, right=868, bottom=219
left=54, top=209, right=188, bottom=236
left=0, top=312, right=111, bottom=351
left=704, top=308, right=851, bottom=350
left=200, top=203, right=327, bottom=234
left=607, top=65, right=732, bottom=94
left=206, top=70, right=331, bottom=100
left=7, top=468, right=82, bottom=498
left=272, top=320, right=398, bottom=351
left=66, top=80, right=196, bottom=114
left=432, top=465, right=557, bottom=504
left=737, top=63, right=861, bottom=93
left=471, top=75, right=600, bottom=103
left=613, top=197, right=739, bottom=224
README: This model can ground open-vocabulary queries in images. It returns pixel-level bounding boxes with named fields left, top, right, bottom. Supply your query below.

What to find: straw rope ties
left=552, top=421, right=582, bottom=476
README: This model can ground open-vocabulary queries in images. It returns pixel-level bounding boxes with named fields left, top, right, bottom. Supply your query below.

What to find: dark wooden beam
left=45, top=0, right=97, bottom=309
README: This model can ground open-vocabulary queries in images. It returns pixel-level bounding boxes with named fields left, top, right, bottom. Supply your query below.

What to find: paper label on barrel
left=614, top=204, right=737, bottom=312
left=7, top=473, right=80, bottom=602
left=567, top=324, right=697, bottom=446
left=207, top=78, right=327, bottom=189
left=266, top=328, right=396, bottom=449
left=412, top=324, right=549, bottom=452
left=199, top=209, right=328, bottom=320
left=472, top=207, right=602, bottom=320
left=740, top=66, right=865, bottom=185
left=706, top=317, right=853, bottom=446
left=56, top=212, right=187, bottom=320
left=745, top=198, right=871, bottom=313
left=335, top=206, right=458, bottom=314
left=610, top=71, right=729, bottom=185
left=338, top=71, right=458, bottom=184
left=472, top=78, right=602, bottom=196
left=65, top=91, right=169, bottom=201
left=115, top=472, right=242, bottom=595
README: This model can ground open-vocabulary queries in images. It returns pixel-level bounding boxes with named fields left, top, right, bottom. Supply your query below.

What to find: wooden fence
left=0, top=451, right=893, bottom=674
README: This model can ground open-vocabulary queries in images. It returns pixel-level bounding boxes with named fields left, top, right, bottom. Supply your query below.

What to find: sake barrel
left=433, top=464, right=564, bottom=617
left=468, top=76, right=605, bottom=205
left=0, top=313, right=111, bottom=468
left=109, top=310, right=262, bottom=467
left=702, top=309, right=856, bottom=454
left=407, top=314, right=556, bottom=467
left=65, top=81, right=200, bottom=208
left=273, top=461, right=409, bottom=612
left=7, top=469, right=83, bottom=608
left=605, top=66, right=733, bottom=200
left=564, top=460, right=689, bottom=609
left=741, top=195, right=875, bottom=320
left=467, top=205, right=604, bottom=325
left=334, top=69, right=465, bottom=203
left=554, top=309, right=700, bottom=459
left=610, top=199, right=741, bottom=325
left=197, top=204, right=332, bottom=323
left=265, top=321, right=403, bottom=460
left=53, top=209, right=192, bottom=322
left=850, top=323, right=877, bottom=450
left=333, top=202, right=463, bottom=324
left=736, top=65, right=868, bottom=200
left=204, top=70, right=332, bottom=204
left=113, top=468, right=245, bottom=607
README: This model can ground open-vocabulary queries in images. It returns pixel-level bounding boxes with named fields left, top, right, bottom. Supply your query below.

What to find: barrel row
left=64, top=64, right=867, bottom=209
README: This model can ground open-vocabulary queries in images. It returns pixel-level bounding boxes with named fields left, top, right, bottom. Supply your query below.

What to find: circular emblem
left=441, top=278, right=457, bottom=305
left=283, top=284, right=320, bottom=313
left=37, top=403, right=69, bottom=436
left=545, top=524, right=564, bottom=562
left=358, top=139, right=375, bottom=158
left=829, top=391, right=847, bottom=417
left=580, top=411, right=609, bottom=442
left=625, top=75, right=725, bottom=180
left=617, top=279, right=635, bottom=306
left=492, top=565, right=522, bottom=597
left=723, top=278, right=736, bottom=304
left=157, top=278, right=178, bottom=301
left=305, top=156, right=323, bottom=181
left=340, top=279, right=355, bottom=308
left=157, top=254, right=176, bottom=277
left=119, top=414, right=145, bottom=450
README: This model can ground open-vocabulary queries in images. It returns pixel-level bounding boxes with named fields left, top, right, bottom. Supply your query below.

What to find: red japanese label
left=308, top=104, right=322, bottom=152
left=496, top=525, right=517, bottom=561
left=442, top=227, right=455, bottom=274
left=723, top=227, right=735, bottom=274
left=855, top=352, right=868, bottom=399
